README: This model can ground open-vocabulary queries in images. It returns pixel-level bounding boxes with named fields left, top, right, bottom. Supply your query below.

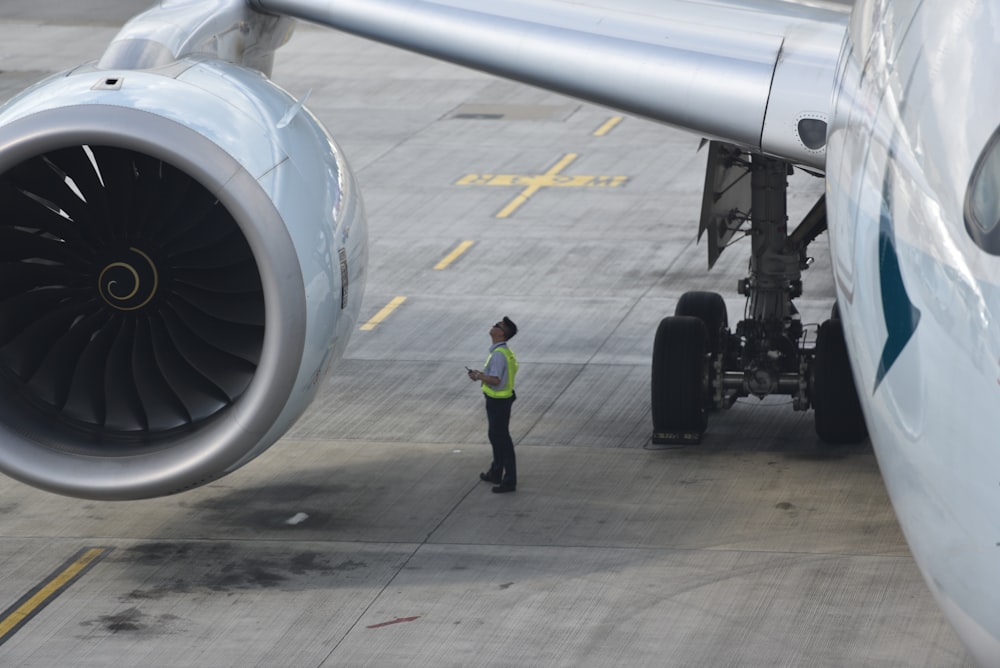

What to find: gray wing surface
left=249, top=0, right=848, bottom=168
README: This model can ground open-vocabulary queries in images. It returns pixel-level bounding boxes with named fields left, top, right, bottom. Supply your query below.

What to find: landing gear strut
left=651, top=142, right=867, bottom=445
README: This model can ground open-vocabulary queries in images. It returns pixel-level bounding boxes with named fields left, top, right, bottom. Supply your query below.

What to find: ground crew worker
left=467, top=316, right=518, bottom=493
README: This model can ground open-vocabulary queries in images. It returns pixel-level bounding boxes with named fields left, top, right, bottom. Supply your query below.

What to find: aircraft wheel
left=812, top=318, right=868, bottom=444
left=651, top=316, right=708, bottom=444
left=675, top=291, right=728, bottom=410
left=674, top=291, right=728, bottom=355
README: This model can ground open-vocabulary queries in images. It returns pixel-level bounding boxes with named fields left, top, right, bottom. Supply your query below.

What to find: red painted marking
left=366, top=616, right=420, bottom=629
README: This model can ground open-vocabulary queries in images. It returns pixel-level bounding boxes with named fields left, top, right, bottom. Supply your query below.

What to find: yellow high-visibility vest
left=482, top=346, right=518, bottom=398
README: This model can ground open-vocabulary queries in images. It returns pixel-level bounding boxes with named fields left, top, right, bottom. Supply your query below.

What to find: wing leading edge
left=250, top=0, right=847, bottom=168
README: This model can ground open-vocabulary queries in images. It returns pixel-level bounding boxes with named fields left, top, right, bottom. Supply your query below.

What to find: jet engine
left=0, top=57, right=367, bottom=499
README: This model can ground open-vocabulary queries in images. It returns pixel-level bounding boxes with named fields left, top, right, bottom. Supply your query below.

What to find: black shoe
left=492, top=484, right=516, bottom=494
left=480, top=472, right=501, bottom=484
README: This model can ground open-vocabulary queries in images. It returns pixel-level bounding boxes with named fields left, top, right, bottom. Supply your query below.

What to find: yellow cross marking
left=456, top=153, right=629, bottom=218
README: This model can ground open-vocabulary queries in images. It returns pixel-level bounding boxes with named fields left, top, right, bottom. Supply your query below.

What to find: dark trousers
left=485, top=395, right=516, bottom=486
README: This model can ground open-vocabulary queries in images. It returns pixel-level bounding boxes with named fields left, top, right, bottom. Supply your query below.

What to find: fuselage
left=826, top=0, right=1000, bottom=662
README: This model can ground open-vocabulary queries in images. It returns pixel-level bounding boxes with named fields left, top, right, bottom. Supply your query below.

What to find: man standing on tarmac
left=467, top=316, right=519, bottom=493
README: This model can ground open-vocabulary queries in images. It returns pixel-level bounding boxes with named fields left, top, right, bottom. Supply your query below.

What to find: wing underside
left=249, top=0, right=848, bottom=168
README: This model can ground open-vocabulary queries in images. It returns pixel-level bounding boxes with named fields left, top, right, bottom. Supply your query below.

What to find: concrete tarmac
left=0, top=4, right=976, bottom=667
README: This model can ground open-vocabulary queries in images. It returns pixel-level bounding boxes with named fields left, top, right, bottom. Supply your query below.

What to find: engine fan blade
left=130, top=317, right=192, bottom=432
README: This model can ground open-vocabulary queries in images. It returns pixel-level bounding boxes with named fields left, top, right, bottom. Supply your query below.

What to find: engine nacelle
left=0, top=58, right=367, bottom=499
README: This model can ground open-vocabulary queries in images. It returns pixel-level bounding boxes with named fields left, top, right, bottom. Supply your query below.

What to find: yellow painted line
left=434, top=240, right=475, bottom=270
left=360, top=296, right=407, bottom=331
left=593, top=115, right=623, bottom=136
left=456, top=153, right=628, bottom=219
left=0, top=546, right=111, bottom=645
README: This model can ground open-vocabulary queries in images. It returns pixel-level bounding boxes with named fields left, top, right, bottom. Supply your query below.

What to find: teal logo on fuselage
left=874, top=168, right=921, bottom=391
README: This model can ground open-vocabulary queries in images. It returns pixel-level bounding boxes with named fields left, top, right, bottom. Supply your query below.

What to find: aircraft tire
left=812, top=318, right=868, bottom=444
left=674, top=291, right=728, bottom=355
left=674, top=291, right=728, bottom=410
left=651, top=316, right=708, bottom=444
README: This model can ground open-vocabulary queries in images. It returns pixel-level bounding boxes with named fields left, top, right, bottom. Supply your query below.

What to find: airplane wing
left=246, top=0, right=848, bottom=169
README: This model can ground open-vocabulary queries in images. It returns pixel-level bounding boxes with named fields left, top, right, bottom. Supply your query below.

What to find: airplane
left=0, top=0, right=996, bottom=662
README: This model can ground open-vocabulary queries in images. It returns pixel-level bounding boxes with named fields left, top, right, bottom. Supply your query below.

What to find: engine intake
left=0, top=145, right=264, bottom=440
left=0, top=59, right=367, bottom=499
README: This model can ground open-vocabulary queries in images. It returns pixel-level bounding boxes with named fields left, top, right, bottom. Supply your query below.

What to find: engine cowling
left=0, top=58, right=367, bottom=499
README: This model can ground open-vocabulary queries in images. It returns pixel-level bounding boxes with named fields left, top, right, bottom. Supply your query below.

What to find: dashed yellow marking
left=456, top=153, right=629, bottom=219
left=0, top=547, right=111, bottom=645
left=434, top=240, right=475, bottom=270
left=593, top=116, right=623, bottom=136
left=361, top=296, right=407, bottom=331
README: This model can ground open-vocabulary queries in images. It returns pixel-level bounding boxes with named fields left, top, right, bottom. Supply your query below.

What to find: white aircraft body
left=0, top=0, right=996, bottom=662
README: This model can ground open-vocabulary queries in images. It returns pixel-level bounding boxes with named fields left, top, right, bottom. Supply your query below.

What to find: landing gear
left=651, top=292, right=868, bottom=445
left=650, top=142, right=867, bottom=445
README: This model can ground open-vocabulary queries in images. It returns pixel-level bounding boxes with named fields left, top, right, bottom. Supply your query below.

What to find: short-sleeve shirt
left=484, top=342, right=511, bottom=388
